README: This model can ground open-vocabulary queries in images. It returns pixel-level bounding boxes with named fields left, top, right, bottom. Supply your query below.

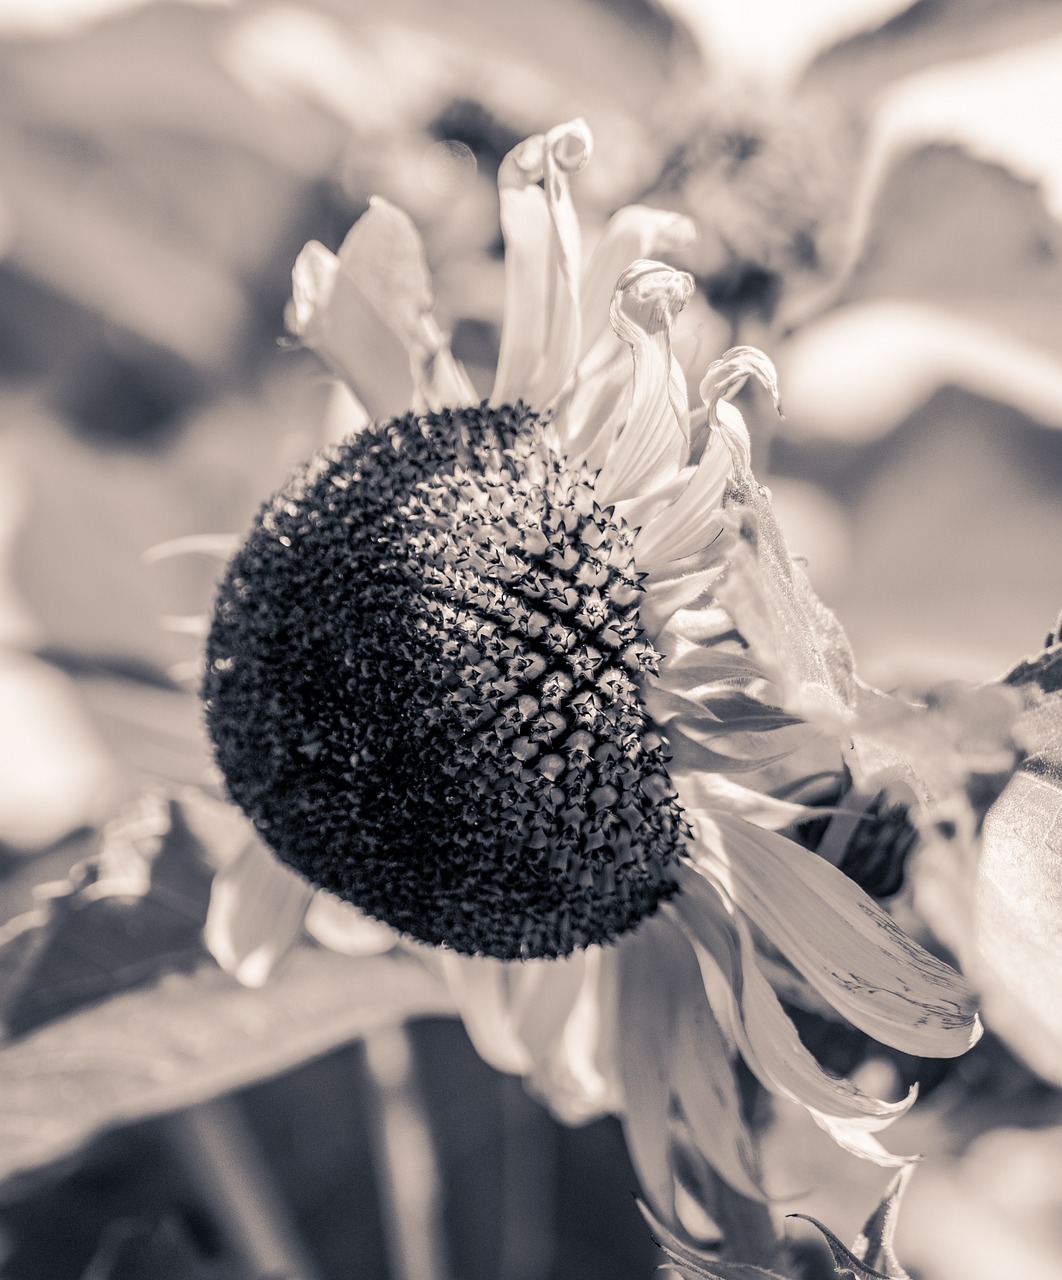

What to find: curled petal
left=205, top=841, right=313, bottom=988
left=492, top=120, right=592, bottom=408
left=580, top=205, right=697, bottom=359
left=699, top=346, right=782, bottom=475
left=671, top=868, right=915, bottom=1127
left=595, top=260, right=694, bottom=506
left=690, top=813, right=983, bottom=1058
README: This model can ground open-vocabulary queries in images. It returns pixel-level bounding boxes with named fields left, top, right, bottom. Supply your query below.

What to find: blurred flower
left=199, top=123, right=1015, bottom=1244
left=638, top=11, right=1062, bottom=461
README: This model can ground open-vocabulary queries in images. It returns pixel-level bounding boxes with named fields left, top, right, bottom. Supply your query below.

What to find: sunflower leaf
left=638, top=1200, right=791, bottom=1280
left=968, top=636, right=1062, bottom=1083
left=0, top=791, right=455, bottom=1188
left=788, top=1164, right=915, bottom=1280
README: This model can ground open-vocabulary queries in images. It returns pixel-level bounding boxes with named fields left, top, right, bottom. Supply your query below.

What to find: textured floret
left=204, top=403, right=685, bottom=959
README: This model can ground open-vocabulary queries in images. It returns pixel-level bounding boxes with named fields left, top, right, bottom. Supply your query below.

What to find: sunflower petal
left=437, top=953, right=533, bottom=1075
left=580, top=205, right=697, bottom=358
left=667, top=931, right=769, bottom=1201
left=594, top=260, right=694, bottom=506
left=303, top=891, right=398, bottom=956
left=671, top=870, right=916, bottom=1127
left=689, top=814, right=982, bottom=1058
left=290, top=199, right=474, bottom=419
left=492, top=120, right=592, bottom=408
left=204, top=841, right=313, bottom=989
left=616, top=916, right=677, bottom=1222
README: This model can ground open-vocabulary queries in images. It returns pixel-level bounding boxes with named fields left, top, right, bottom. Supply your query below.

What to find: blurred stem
left=359, top=1025, right=452, bottom=1280
left=161, top=1095, right=324, bottom=1280
left=497, top=1078, right=557, bottom=1280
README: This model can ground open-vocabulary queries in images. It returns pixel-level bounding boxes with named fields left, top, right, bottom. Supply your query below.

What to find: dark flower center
left=203, top=403, right=685, bottom=959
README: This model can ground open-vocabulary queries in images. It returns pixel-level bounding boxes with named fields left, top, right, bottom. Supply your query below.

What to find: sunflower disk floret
left=204, top=401, right=686, bottom=960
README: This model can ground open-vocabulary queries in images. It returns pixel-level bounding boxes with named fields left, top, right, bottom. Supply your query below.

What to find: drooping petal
left=700, top=346, right=782, bottom=476
left=527, top=946, right=623, bottom=1125
left=615, top=914, right=678, bottom=1222
left=666, top=930, right=770, bottom=1201
left=689, top=813, right=983, bottom=1058
left=507, top=951, right=587, bottom=1067
left=633, top=439, right=731, bottom=571
left=670, top=870, right=915, bottom=1127
left=491, top=120, right=592, bottom=408
left=303, top=891, right=398, bottom=956
left=594, top=260, right=694, bottom=507
left=204, top=841, right=313, bottom=989
left=436, top=953, right=533, bottom=1075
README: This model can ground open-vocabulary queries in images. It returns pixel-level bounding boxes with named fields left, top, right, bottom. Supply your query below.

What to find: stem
left=359, top=1026, right=452, bottom=1280
left=161, top=1095, right=324, bottom=1280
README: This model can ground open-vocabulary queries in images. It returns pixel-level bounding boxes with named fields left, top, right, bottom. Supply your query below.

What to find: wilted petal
left=579, top=205, right=697, bottom=358
left=667, top=929, right=769, bottom=1201
left=492, top=120, right=592, bottom=408
left=594, top=260, right=694, bottom=506
left=700, top=346, right=782, bottom=475
left=615, top=914, right=677, bottom=1222
left=303, top=891, right=398, bottom=956
left=690, top=813, right=982, bottom=1057
left=671, top=869, right=915, bottom=1128
left=527, top=947, right=623, bottom=1124
left=204, top=841, right=313, bottom=989
left=437, top=953, right=533, bottom=1075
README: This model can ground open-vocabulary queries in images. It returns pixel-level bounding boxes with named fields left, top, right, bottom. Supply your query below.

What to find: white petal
left=303, top=891, right=398, bottom=956
left=507, top=952, right=587, bottom=1065
left=671, top=870, right=915, bottom=1126
left=699, top=345, right=782, bottom=475
left=290, top=200, right=475, bottom=420
left=437, top=953, right=533, bottom=1075
left=580, top=205, right=697, bottom=359
left=492, top=121, right=592, bottom=408
left=690, top=813, right=983, bottom=1057
left=528, top=947, right=623, bottom=1124
left=633, top=443, right=731, bottom=570
left=204, top=841, right=313, bottom=989
left=615, top=916, right=677, bottom=1222
left=594, top=260, right=694, bottom=506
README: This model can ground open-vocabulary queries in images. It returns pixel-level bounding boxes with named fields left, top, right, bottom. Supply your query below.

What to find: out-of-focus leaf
left=803, top=0, right=1062, bottom=105
left=790, top=1166, right=915, bottom=1280
left=0, top=934, right=453, bottom=1190
left=969, top=641, right=1062, bottom=1084
left=77, top=1213, right=244, bottom=1280
left=0, top=792, right=214, bottom=1037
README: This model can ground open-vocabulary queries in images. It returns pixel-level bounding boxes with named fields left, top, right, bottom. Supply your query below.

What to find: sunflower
left=201, top=120, right=996, bottom=1230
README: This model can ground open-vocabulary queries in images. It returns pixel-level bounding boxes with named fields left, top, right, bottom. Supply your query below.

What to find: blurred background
left=0, top=0, right=1061, bottom=1277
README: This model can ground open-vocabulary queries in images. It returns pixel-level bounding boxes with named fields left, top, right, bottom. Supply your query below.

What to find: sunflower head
left=204, top=400, right=686, bottom=960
